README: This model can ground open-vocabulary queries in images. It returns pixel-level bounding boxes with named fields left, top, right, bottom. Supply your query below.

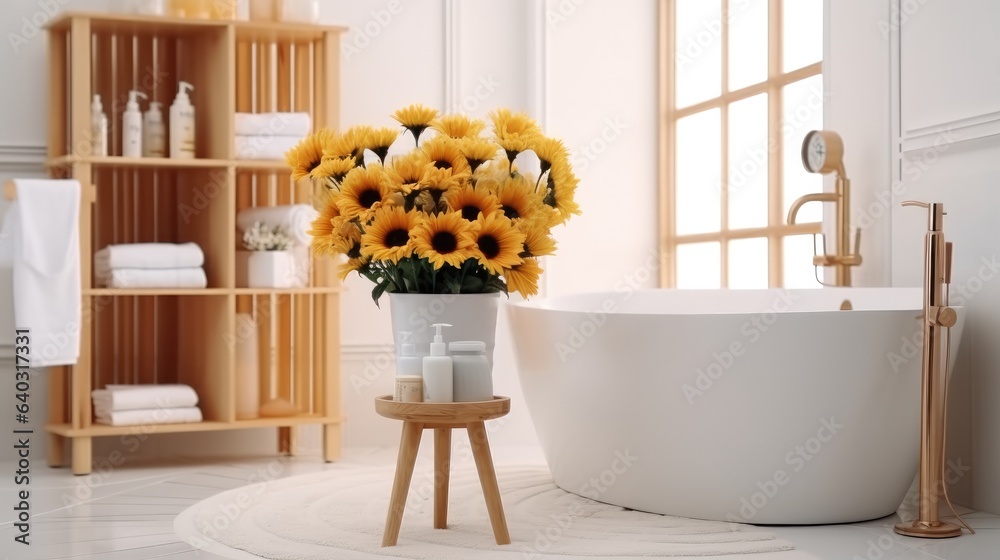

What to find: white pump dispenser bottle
left=422, top=323, right=453, bottom=402
left=170, top=81, right=196, bottom=158
left=122, top=90, right=147, bottom=158
left=143, top=101, right=166, bottom=157
left=91, top=94, right=108, bottom=157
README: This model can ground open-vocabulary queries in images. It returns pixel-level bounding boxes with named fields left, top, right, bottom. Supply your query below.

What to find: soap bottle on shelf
left=169, top=81, right=196, bottom=159
left=91, top=94, right=108, bottom=157
left=450, top=340, right=493, bottom=402
left=422, top=323, right=453, bottom=403
left=122, top=90, right=147, bottom=158
left=143, top=101, right=166, bottom=158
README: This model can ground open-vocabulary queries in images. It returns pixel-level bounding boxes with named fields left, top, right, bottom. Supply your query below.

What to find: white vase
left=388, top=292, right=501, bottom=372
left=247, top=250, right=295, bottom=288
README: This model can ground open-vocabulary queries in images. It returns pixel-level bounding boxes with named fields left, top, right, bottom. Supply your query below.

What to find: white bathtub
left=506, top=288, right=964, bottom=524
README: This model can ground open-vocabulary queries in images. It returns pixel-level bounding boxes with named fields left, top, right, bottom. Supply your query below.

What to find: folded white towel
left=235, top=135, right=302, bottom=161
left=0, top=179, right=81, bottom=366
left=97, top=267, right=208, bottom=289
left=234, top=112, right=311, bottom=137
left=236, top=204, right=318, bottom=246
left=92, top=384, right=199, bottom=412
left=95, top=407, right=203, bottom=427
left=95, top=243, right=204, bottom=274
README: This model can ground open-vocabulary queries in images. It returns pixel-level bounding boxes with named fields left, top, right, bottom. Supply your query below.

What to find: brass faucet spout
left=786, top=192, right=838, bottom=225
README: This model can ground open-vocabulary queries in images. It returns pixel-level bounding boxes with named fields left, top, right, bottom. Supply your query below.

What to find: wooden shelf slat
left=47, top=155, right=292, bottom=171
left=84, top=287, right=341, bottom=297
left=46, top=12, right=347, bottom=39
left=46, top=415, right=343, bottom=437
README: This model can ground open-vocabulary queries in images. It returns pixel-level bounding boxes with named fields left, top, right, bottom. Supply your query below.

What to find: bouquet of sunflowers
left=287, top=104, right=580, bottom=304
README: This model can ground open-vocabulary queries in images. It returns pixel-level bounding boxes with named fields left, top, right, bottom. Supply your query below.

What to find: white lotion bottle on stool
left=422, top=323, right=453, bottom=402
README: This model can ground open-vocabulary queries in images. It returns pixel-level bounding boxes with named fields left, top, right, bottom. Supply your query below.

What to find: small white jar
left=449, top=341, right=493, bottom=402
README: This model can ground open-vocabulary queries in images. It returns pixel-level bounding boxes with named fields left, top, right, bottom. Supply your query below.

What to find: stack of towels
left=92, top=384, right=202, bottom=426
left=234, top=112, right=312, bottom=160
left=95, top=242, right=207, bottom=288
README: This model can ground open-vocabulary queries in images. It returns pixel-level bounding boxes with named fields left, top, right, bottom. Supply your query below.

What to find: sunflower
left=385, top=152, right=433, bottom=194
left=470, top=213, right=525, bottom=275
left=411, top=211, right=475, bottom=270
left=320, top=132, right=357, bottom=160
left=504, top=258, right=542, bottom=298
left=517, top=218, right=557, bottom=257
left=544, top=160, right=582, bottom=224
left=457, top=138, right=498, bottom=174
left=364, top=126, right=399, bottom=164
left=432, top=114, right=486, bottom=139
left=422, top=137, right=471, bottom=175
left=287, top=129, right=335, bottom=181
left=361, top=206, right=422, bottom=264
left=530, top=136, right=570, bottom=175
left=446, top=184, right=501, bottom=222
left=496, top=174, right=541, bottom=221
left=308, top=198, right=343, bottom=256
left=421, top=166, right=464, bottom=208
left=337, top=165, right=392, bottom=221
left=338, top=237, right=369, bottom=280
left=392, top=104, right=439, bottom=146
left=310, top=156, right=357, bottom=183
left=489, top=108, right=542, bottom=165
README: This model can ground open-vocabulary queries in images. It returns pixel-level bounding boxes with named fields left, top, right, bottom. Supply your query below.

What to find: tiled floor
left=0, top=447, right=997, bottom=559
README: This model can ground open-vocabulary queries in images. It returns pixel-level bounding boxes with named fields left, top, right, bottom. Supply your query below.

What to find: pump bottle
left=122, top=90, right=148, bottom=158
left=143, top=101, right=166, bottom=158
left=422, top=323, right=453, bottom=402
left=170, top=81, right=196, bottom=158
left=91, top=94, right=108, bottom=157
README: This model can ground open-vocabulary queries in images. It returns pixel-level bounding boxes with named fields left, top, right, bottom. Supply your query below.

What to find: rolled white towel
left=234, top=112, right=311, bottom=137
left=234, top=135, right=303, bottom=161
left=95, top=243, right=204, bottom=276
left=236, top=204, right=318, bottom=246
left=92, top=384, right=199, bottom=412
left=97, top=267, right=208, bottom=289
left=95, top=407, right=203, bottom=427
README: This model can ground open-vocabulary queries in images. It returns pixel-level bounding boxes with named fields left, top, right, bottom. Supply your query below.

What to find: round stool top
left=375, top=396, right=510, bottom=424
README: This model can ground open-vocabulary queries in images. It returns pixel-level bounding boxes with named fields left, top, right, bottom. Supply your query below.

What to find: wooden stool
left=374, top=395, right=511, bottom=547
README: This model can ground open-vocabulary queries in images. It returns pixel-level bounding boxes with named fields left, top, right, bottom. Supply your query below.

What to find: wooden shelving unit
left=44, top=12, right=346, bottom=475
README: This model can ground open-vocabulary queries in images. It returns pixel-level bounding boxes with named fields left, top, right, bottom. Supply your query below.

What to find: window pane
left=676, top=0, right=722, bottom=108
left=783, top=234, right=822, bottom=289
left=782, top=75, right=824, bottom=224
left=783, top=0, right=823, bottom=72
left=727, top=93, right=768, bottom=230
left=676, top=108, right=721, bottom=235
left=729, top=0, right=768, bottom=90
left=677, top=242, right=721, bottom=288
left=729, top=237, right=769, bottom=288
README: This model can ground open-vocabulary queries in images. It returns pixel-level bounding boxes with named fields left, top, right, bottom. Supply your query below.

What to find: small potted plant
left=243, top=221, right=295, bottom=288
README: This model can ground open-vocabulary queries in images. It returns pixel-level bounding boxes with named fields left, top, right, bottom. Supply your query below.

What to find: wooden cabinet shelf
left=45, top=13, right=344, bottom=475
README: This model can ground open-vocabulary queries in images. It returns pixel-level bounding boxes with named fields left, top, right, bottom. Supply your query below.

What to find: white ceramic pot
left=388, top=292, right=501, bottom=371
left=247, top=250, right=295, bottom=288
left=279, top=0, right=319, bottom=23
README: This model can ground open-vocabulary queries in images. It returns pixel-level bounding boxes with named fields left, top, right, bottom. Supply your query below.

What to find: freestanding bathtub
left=506, top=287, right=965, bottom=524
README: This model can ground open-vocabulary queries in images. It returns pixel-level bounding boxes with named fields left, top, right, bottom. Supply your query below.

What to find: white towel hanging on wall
left=0, top=179, right=82, bottom=366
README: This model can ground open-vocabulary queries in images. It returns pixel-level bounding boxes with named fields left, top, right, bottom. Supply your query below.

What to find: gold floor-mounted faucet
left=787, top=130, right=862, bottom=286
left=893, top=201, right=970, bottom=539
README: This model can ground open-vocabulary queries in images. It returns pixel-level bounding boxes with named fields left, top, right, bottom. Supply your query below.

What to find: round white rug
left=175, top=464, right=795, bottom=559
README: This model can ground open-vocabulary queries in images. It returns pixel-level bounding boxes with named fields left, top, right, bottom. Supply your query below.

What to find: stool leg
left=382, top=421, right=423, bottom=547
left=434, top=428, right=452, bottom=529
left=467, top=421, right=510, bottom=545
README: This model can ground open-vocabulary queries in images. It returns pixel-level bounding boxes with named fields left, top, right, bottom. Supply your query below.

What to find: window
left=659, top=0, right=824, bottom=288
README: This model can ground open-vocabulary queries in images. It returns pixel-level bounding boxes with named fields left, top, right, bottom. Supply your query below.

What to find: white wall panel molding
left=901, top=111, right=1000, bottom=154
left=443, top=0, right=461, bottom=112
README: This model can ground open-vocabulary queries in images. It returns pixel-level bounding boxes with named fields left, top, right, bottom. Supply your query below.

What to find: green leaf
left=371, top=279, right=392, bottom=307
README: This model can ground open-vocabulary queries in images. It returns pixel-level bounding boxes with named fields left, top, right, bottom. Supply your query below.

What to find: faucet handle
left=901, top=200, right=930, bottom=209
left=902, top=200, right=946, bottom=231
